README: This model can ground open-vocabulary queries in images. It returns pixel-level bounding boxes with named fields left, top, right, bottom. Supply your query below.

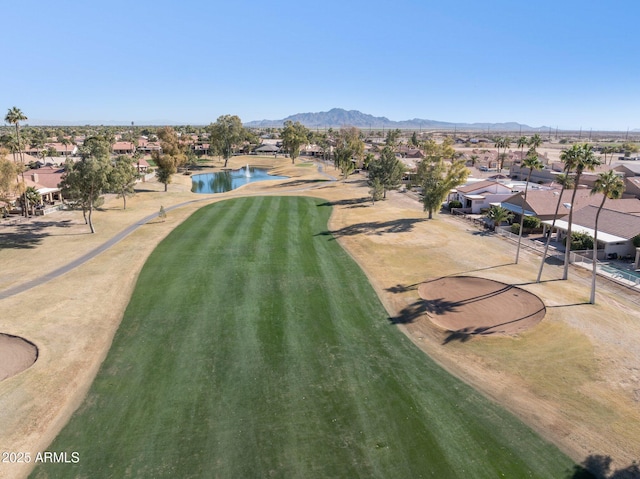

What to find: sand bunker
left=0, top=333, right=38, bottom=381
left=418, top=276, right=545, bottom=336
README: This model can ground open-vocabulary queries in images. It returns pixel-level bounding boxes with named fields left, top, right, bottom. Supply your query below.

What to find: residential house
left=133, top=158, right=150, bottom=174
left=451, top=180, right=522, bottom=214
left=255, top=143, right=281, bottom=155
left=135, top=137, right=161, bottom=155
left=24, top=166, right=65, bottom=205
left=300, top=144, right=324, bottom=157
left=112, top=141, right=135, bottom=155
left=613, top=163, right=640, bottom=199
left=501, top=186, right=599, bottom=222
left=542, top=204, right=640, bottom=259
left=397, top=146, right=424, bottom=159
left=192, top=143, right=211, bottom=156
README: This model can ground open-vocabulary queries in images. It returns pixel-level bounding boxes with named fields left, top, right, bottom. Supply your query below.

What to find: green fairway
left=32, top=196, right=577, bottom=478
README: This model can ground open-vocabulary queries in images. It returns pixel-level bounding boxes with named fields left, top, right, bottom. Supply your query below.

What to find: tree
left=281, top=120, right=309, bottom=164
left=517, top=136, right=528, bottom=162
left=367, top=147, right=404, bottom=198
left=418, top=156, right=468, bottom=219
left=24, top=186, right=41, bottom=215
left=499, top=136, right=511, bottom=171
left=59, top=137, right=71, bottom=157
left=207, top=115, right=245, bottom=167
left=528, top=133, right=543, bottom=151
left=515, top=152, right=544, bottom=263
left=153, top=152, right=178, bottom=192
left=109, top=155, right=137, bottom=209
left=154, top=127, right=187, bottom=191
left=561, top=144, right=601, bottom=280
left=60, top=138, right=112, bottom=233
left=369, top=177, right=384, bottom=204
left=536, top=173, right=574, bottom=282
left=4, top=107, right=29, bottom=217
left=0, top=153, right=20, bottom=203
left=485, top=205, right=514, bottom=231
left=385, top=128, right=401, bottom=147
left=589, top=171, right=625, bottom=304
left=409, top=131, right=419, bottom=147
left=494, top=137, right=505, bottom=171
left=333, top=127, right=364, bottom=179
left=491, top=136, right=513, bottom=171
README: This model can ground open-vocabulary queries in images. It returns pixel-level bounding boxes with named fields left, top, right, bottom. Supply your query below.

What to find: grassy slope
left=32, top=196, right=576, bottom=478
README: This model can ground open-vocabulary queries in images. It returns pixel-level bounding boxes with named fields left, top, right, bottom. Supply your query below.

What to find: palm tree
left=515, top=153, right=544, bottom=264
left=536, top=173, right=574, bottom=282
left=562, top=144, right=601, bottom=280
left=589, top=171, right=625, bottom=304
left=494, top=137, right=511, bottom=172
left=605, top=146, right=616, bottom=165
left=501, top=136, right=511, bottom=171
left=486, top=205, right=513, bottom=231
left=4, top=107, right=28, bottom=217
left=494, top=136, right=503, bottom=171
left=60, top=137, right=71, bottom=157
left=528, top=133, right=543, bottom=151
left=517, top=136, right=528, bottom=163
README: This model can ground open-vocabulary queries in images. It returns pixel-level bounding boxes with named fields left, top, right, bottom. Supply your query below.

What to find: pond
left=191, top=166, right=288, bottom=194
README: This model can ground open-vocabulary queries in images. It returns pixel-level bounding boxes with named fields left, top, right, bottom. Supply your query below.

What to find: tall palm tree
left=4, top=107, right=29, bottom=217
left=528, top=133, right=543, bottom=151
left=499, top=137, right=511, bottom=172
left=494, top=136, right=503, bottom=171
left=536, top=173, right=574, bottom=282
left=605, top=146, right=616, bottom=165
left=589, top=171, right=625, bottom=304
left=60, top=137, right=71, bottom=157
left=561, top=144, right=601, bottom=280
left=515, top=152, right=544, bottom=264
left=517, top=136, right=528, bottom=164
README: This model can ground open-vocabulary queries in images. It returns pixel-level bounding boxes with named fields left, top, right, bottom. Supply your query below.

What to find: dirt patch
left=417, top=276, right=546, bottom=336
left=0, top=334, right=38, bottom=381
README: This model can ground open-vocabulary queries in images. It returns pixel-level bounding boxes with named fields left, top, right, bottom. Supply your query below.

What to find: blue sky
left=4, top=0, right=639, bottom=130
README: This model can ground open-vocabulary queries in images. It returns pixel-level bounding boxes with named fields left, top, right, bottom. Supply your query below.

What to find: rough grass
left=31, top=196, right=578, bottom=478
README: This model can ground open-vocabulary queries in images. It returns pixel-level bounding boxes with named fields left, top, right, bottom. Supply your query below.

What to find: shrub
left=510, top=223, right=520, bottom=234
left=448, top=200, right=462, bottom=209
left=523, top=216, right=541, bottom=229
left=633, top=235, right=640, bottom=248
left=566, top=231, right=594, bottom=250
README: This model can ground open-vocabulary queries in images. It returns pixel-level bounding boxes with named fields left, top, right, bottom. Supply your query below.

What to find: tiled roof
left=504, top=187, right=598, bottom=217
left=570, top=205, right=640, bottom=240
left=25, top=166, right=65, bottom=189
left=456, top=180, right=511, bottom=194
left=112, top=141, right=135, bottom=151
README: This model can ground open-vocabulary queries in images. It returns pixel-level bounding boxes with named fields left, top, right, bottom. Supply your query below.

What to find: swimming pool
left=599, top=264, right=640, bottom=284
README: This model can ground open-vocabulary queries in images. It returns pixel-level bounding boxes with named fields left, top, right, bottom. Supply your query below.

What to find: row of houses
left=448, top=177, right=640, bottom=260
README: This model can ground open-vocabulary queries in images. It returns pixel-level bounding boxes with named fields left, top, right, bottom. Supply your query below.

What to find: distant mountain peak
left=244, top=108, right=546, bottom=131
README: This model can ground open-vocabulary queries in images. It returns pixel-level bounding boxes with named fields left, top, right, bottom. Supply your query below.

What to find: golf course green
left=31, top=196, right=578, bottom=478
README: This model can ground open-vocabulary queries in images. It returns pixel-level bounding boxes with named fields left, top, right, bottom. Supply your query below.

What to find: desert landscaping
left=1, top=155, right=639, bottom=477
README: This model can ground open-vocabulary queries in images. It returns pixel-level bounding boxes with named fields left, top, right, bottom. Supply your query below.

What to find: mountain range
left=244, top=108, right=549, bottom=131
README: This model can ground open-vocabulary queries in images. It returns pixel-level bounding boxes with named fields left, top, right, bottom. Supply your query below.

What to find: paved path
left=0, top=167, right=337, bottom=300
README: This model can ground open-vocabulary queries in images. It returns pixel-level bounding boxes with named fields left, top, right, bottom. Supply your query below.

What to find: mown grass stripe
left=32, top=196, right=578, bottom=479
